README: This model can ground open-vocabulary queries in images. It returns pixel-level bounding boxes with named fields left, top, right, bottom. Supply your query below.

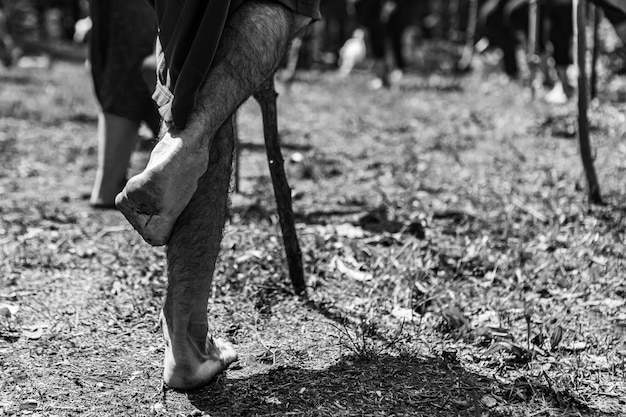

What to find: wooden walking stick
left=574, top=0, right=602, bottom=204
left=254, top=77, right=306, bottom=295
left=590, top=3, right=601, bottom=99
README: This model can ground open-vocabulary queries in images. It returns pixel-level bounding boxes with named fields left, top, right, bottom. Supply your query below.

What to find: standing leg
left=162, top=117, right=236, bottom=391
left=115, top=2, right=311, bottom=246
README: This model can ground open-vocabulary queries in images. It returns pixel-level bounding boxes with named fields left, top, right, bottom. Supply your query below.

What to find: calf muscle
left=165, top=117, right=234, bottom=325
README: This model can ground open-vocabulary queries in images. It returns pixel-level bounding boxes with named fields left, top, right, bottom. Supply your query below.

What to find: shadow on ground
left=179, top=355, right=493, bottom=416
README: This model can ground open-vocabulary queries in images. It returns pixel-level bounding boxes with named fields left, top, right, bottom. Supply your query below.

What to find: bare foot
left=115, top=131, right=209, bottom=246
left=162, top=326, right=238, bottom=391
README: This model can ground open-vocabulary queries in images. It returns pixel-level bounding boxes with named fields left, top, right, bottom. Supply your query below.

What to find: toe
left=211, top=338, right=238, bottom=367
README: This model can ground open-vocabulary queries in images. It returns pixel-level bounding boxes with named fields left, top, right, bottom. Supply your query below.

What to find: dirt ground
left=1, top=44, right=626, bottom=416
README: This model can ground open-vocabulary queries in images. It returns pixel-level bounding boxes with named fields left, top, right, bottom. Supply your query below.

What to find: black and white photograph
left=0, top=0, right=625, bottom=415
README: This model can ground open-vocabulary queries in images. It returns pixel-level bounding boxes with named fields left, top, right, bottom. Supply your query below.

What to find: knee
left=245, top=1, right=312, bottom=39
left=220, top=1, right=313, bottom=79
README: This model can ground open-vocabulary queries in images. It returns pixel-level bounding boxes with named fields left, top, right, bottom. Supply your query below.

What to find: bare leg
left=115, top=1, right=311, bottom=246
left=90, top=112, right=139, bottom=208
left=162, top=119, right=236, bottom=391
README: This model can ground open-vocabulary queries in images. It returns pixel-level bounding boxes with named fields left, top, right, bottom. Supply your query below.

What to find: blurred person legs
left=502, top=0, right=574, bottom=101
left=88, top=0, right=159, bottom=208
left=355, top=0, right=391, bottom=88
left=320, top=0, right=352, bottom=65
left=351, top=0, right=415, bottom=87
left=386, top=0, right=414, bottom=82
left=478, top=0, right=520, bottom=78
left=545, top=0, right=574, bottom=103
left=515, top=0, right=626, bottom=103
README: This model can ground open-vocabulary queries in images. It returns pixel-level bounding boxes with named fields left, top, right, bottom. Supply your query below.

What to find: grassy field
left=1, top=47, right=625, bottom=416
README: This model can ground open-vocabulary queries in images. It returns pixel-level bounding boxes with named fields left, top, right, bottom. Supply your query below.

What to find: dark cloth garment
left=355, top=0, right=386, bottom=58
left=505, top=0, right=573, bottom=67
left=387, top=1, right=416, bottom=69
left=89, top=0, right=160, bottom=135
left=354, top=0, right=414, bottom=68
left=545, top=0, right=574, bottom=67
left=506, top=0, right=624, bottom=68
left=477, top=0, right=626, bottom=78
left=319, top=0, right=351, bottom=57
left=148, top=0, right=321, bottom=129
left=478, top=0, right=519, bottom=76
left=480, top=0, right=574, bottom=75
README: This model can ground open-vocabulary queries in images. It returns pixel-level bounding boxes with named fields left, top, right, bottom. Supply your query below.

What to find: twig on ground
left=512, top=197, right=548, bottom=223
left=95, top=225, right=130, bottom=239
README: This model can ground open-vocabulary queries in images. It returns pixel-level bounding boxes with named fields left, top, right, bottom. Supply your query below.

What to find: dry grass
left=1, top=44, right=625, bottom=416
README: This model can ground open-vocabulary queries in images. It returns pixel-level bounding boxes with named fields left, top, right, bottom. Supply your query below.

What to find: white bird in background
left=338, top=28, right=367, bottom=77
left=73, top=16, right=92, bottom=43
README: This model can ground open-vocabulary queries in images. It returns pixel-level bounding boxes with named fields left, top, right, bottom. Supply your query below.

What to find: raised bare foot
left=115, top=131, right=208, bottom=246
left=163, top=333, right=238, bottom=391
